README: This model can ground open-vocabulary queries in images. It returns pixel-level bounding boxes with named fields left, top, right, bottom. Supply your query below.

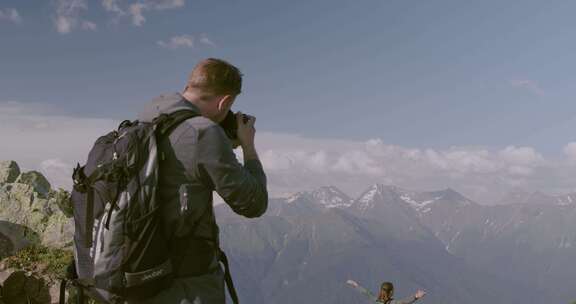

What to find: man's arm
left=196, top=124, right=267, bottom=218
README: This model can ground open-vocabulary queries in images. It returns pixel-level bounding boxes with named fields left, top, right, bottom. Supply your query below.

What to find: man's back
left=136, top=92, right=268, bottom=303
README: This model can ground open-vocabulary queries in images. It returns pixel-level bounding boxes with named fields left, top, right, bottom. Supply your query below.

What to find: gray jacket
left=135, top=93, right=268, bottom=303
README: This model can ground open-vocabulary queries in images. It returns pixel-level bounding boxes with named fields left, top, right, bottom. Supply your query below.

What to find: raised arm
left=195, top=123, right=268, bottom=218
left=392, top=290, right=426, bottom=304
left=346, top=280, right=378, bottom=301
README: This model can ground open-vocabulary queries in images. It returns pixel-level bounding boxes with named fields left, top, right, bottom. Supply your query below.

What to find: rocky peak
left=310, top=186, right=353, bottom=208
left=15, top=171, right=52, bottom=197
left=555, top=193, right=576, bottom=205
left=0, top=161, right=20, bottom=184
left=354, top=184, right=405, bottom=213
left=433, top=188, right=474, bottom=205
left=286, top=191, right=312, bottom=204
left=0, top=160, right=73, bottom=250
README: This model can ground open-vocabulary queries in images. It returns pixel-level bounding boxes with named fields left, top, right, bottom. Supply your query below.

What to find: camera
left=220, top=110, right=250, bottom=140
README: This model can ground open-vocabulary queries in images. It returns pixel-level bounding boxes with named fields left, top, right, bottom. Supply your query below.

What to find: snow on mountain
left=310, top=186, right=353, bottom=208
left=399, top=194, right=440, bottom=214
left=354, top=184, right=474, bottom=215
left=555, top=193, right=576, bottom=206
left=284, top=186, right=352, bottom=207
left=286, top=191, right=310, bottom=204
left=283, top=184, right=479, bottom=219
left=355, top=184, right=399, bottom=213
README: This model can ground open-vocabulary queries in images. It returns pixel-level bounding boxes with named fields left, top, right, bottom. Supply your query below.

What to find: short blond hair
left=186, top=58, right=243, bottom=95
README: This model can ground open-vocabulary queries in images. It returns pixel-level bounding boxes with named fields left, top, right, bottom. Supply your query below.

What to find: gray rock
left=0, top=165, right=73, bottom=249
left=1, top=270, right=51, bottom=304
left=0, top=161, right=20, bottom=184
left=0, top=231, right=14, bottom=259
left=15, top=171, right=51, bottom=197
left=0, top=221, right=38, bottom=256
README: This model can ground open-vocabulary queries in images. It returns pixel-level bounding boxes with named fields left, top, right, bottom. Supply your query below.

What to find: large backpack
left=67, top=110, right=200, bottom=303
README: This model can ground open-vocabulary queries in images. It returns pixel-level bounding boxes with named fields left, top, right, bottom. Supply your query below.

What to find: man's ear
left=217, top=95, right=235, bottom=111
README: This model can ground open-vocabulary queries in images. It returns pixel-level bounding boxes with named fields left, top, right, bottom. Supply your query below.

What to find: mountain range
left=1, top=160, right=575, bottom=303
left=216, top=185, right=576, bottom=304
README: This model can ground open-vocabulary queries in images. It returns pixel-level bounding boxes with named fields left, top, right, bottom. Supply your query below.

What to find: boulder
left=0, top=232, right=15, bottom=260
left=1, top=271, right=51, bottom=304
left=0, top=162, right=73, bottom=249
left=15, top=171, right=51, bottom=198
left=0, top=161, right=20, bottom=184
left=0, top=221, right=39, bottom=253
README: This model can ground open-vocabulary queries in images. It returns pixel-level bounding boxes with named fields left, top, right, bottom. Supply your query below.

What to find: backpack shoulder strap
left=155, top=110, right=200, bottom=138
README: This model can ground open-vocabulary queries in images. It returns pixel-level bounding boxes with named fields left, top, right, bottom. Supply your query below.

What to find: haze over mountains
left=216, top=184, right=576, bottom=304
left=1, top=160, right=575, bottom=303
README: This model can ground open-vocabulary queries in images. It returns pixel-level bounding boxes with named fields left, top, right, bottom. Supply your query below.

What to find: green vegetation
left=4, top=245, right=73, bottom=281
left=50, top=188, right=73, bottom=218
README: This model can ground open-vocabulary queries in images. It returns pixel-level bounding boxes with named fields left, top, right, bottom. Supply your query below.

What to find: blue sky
left=2, top=0, right=575, bottom=152
left=2, top=0, right=576, bottom=202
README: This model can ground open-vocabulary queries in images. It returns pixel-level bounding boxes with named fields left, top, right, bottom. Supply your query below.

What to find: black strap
left=84, top=188, right=94, bottom=247
left=60, top=259, right=86, bottom=304
left=59, top=279, right=87, bottom=304
left=218, top=250, right=239, bottom=304
left=155, top=109, right=200, bottom=139
left=59, top=279, right=66, bottom=304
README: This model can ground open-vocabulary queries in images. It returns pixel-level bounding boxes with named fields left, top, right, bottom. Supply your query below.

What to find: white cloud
left=157, top=34, right=216, bottom=49
left=157, top=34, right=194, bottom=49
left=102, top=0, right=185, bottom=26
left=0, top=8, right=22, bottom=24
left=53, top=0, right=186, bottom=31
left=333, top=151, right=384, bottom=176
left=199, top=34, right=216, bottom=47
left=81, top=20, right=97, bottom=31
left=129, top=3, right=146, bottom=26
left=128, top=0, right=185, bottom=26
left=54, top=0, right=97, bottom=34
left=499, top=146, right=543, bottom=165
left=563, top=142, right=576, bottom=162
left=253, top=132, right=573, bottom=203
left=152, top=0, right=185, bottom=9
left=39, top=158, right=75, bottom=190
left=2, top=101, right=575, bottom=204
left=509, top=79, right=545, bottom=97
left=102, top=0, right=126, bottom=15
left=0, top=101, right=118, bottom=189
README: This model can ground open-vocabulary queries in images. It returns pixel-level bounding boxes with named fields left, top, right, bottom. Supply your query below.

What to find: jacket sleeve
left=196, top=124, right=268, bottom=218
left=349, top=283, right=378, bottom=301
left=391, top=296, right=418, bottom=304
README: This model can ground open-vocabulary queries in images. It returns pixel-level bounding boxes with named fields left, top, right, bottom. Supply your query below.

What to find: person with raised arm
left=347, top=279, right=426, bottom=304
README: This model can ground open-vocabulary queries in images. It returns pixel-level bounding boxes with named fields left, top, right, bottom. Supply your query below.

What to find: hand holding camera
left=220, top=110, right=259, bottom=160
left=235, top=111, right=255, bottom=149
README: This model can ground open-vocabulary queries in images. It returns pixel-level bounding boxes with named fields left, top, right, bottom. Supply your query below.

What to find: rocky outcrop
left=0, top=222, right=39, bottom=259
left=0, top=161, right=77, bottom=303
left=0, top=161, right=73, bottom=252
left=15, top=171, right=51, bottom=198
left=0, top=270, right=51, bottom=304
left=0, top=161, right=20, bottom=185
left=0, top=233, right=14, bottom=260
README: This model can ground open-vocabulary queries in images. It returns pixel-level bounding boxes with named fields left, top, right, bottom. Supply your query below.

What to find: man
left=136, top=58, right=268, bottom=303
left=347, top=280, right=426, bottom=304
